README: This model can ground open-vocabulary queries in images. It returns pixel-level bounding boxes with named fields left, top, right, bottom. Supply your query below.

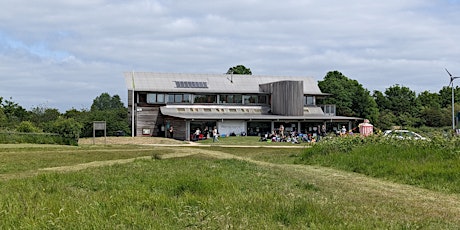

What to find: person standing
left=168, top=126, right=174, bottom=138
left=340, top=126, right=346, bottom=136
left=212, top=126, right=219, bottom=142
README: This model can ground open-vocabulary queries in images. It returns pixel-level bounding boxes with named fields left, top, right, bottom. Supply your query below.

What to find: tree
left=439, top=86, right=460, bottom=108
left=376, top=110, right=397, bottom=130
left=0, top=97, right=6, bottom=128
left=1, top=97, right=29, bottom=128
left=91, top=93, right=125, bottom=111
left=29, top=106, right=61, bottom=129
left=373, top=85, right=423, bottom=128
left=226, top=65, right=252, bottom=75
left=64, top=108, right=92, bottom=137
left=318, top=71, right=379, bottom=122
left=383, top=85, right=421, bottom=118
left=80, top=93, right=130, bottom=137
left=417, top=91, right=441, bottom=109
left=420, top=107, right=451, bottom=127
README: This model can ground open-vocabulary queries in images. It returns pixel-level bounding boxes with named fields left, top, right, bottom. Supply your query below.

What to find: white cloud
left=1, top=0, right=460, bottom=111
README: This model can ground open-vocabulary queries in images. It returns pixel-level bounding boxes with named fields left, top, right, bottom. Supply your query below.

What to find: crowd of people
left=259, top=124, right=328, bottom=144
left=190, top=124, right=357, bottom=143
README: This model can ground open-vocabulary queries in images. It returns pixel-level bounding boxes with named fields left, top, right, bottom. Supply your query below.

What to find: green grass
left=296, top=135, right=460, bottom=193
left=213, top=146, right=304, bottom=164
left=196, top=135, right=307, bottom=146
left=0, top=144, right=160, bottom=174
left=1, top=142, right=460, bottom=228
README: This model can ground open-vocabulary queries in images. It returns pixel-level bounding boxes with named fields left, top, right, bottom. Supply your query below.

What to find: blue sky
left=1, top=0, right=460, bottom=111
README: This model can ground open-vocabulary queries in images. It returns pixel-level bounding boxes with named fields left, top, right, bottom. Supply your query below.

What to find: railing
left=319, top=104, right=336, bottom=116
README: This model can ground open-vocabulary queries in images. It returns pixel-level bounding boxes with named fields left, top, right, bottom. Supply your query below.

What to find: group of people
left=260, top=124, right=328, bottom=143
left=191, top=126, right=220, bottom=142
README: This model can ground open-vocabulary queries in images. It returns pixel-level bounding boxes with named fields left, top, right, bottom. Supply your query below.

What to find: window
left=157, top=94, right=165, bottom=103
left=219, top=94, right=242, bottom=104
left=167, top=94, right=192, bottom=103
left=147, top=93, right=165, bottom=104
left=258, top=95, right=267, bottom=104
left=194, top=95, right=217, bottom=103
left=243, top=95, right=257, bottom=104
left=138, top=93, right=147, bottom=103
left=147, top=94, right=156, bottom=103
left=305, top=96, right=315, bottom=106
left=243, top=95, right=268, bottom=104
left=321, top=104, right=336, bottom=116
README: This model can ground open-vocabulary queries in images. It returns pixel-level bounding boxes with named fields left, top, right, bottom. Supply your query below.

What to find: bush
left=0, top=132, right=72, bottom=145
left=46, top=118, right=82, bottom=145
left=16, top=121, right=41, bottom=133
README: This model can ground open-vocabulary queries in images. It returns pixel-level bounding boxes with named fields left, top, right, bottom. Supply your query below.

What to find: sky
left=1, top=0, right=460, bottom=112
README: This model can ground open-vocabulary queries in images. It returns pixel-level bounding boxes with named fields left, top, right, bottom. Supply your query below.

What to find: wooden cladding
left=260, top=81, right=304, bottom=116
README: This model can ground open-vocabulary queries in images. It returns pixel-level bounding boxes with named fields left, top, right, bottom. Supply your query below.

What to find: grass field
left=1, top=137, right=460, bottom=229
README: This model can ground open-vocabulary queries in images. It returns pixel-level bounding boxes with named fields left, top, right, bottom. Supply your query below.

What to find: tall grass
left=0, top=132, right=77, bottom=145
left=0, top=158, right=342, bottom=229
left=3, top=156, right=457, bottom=229
left=1, top=144, right=460, bottom=228
left=296, top=135, right=460, bottom=193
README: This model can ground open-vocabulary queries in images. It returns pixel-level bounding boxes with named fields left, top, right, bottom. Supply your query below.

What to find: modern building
left=123, top=72, right=361, bottom=140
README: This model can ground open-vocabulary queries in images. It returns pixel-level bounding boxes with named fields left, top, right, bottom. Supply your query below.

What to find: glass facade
left=194, top=95, right=217, bottom=103
left=141, top=92, right=270, bottom=106
left=219, top=94, right=242, bottom=104
left=168, top=94, right=191, bottom=103
left=243, top=95, right=267, bottom=104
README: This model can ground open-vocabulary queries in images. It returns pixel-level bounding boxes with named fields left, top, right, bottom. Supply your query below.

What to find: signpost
left=93, top=121, right=107, bottom=145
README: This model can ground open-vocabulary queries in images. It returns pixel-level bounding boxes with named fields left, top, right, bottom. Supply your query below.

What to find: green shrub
left=0, top=132, right=72, bottom=145
left=46, top=118, right=82, bottom=145
left=16, top=121, right=41, bottom=133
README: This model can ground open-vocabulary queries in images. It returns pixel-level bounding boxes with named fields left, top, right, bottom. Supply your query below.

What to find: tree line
left=319, top=71, right=458, bottom=130
left=1, top=70, right=458, bottom=141
left=0, top=93, right=130, bottom=141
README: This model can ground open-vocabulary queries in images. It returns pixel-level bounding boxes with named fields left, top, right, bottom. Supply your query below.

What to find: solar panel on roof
left=174, top=81, right=208, bottom=88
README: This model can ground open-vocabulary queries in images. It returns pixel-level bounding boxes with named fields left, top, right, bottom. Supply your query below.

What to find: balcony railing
left=319, top=104, right=336, bottom=116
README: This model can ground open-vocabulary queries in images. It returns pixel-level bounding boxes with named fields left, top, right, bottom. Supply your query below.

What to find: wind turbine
left=445, top=68, right=460, bottom=131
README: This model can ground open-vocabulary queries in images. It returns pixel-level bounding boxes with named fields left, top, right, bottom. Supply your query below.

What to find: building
left=123, top=72, right=361, bottom=140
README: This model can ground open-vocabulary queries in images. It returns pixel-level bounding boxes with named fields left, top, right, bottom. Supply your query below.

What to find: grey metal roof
left=123, top=72, right=325, bottom=95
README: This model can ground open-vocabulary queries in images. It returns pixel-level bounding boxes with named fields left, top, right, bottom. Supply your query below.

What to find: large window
left=243, top=95, right=267, bottom=104
left=305, top=96, right=316, bottom=106
left=194, top=95, right=217, bottom=104
left=219, top=94, right=242, bottom=104
left=147, top=93, right=166, bottom=104
left=168, top=94, right=191, bottom=103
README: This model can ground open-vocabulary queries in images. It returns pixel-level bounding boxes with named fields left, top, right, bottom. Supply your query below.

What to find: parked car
left=383, top=130, right=427, bottom=140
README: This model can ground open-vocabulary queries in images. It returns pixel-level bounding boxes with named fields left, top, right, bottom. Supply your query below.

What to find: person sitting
left=259, top=135, right=268, bottom=142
